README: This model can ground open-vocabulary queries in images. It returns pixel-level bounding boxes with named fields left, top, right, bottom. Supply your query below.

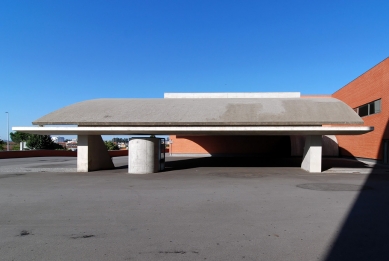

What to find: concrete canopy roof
left=14, top=126, right=373, bottom=136
left=32, top=98, right=363, bottom=126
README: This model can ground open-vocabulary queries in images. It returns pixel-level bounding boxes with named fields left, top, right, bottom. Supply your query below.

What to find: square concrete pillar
left=77, top=135, right=115, bottom=172
left=301, top=135, right=322, bottom=173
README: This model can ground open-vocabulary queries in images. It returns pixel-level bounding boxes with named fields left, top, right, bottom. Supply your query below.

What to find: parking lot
left=1, top=156, right=389, bottom=260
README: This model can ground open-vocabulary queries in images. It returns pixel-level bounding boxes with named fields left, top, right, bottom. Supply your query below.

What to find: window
left=358, top=104, right=369, bottom=117
left=354, top=99, right=381, bottom=117
left=370, top=99, right=381, bottom=114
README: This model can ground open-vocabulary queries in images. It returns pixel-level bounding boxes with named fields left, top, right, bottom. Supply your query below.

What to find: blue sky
left=1, top=0, right=388, bottom=140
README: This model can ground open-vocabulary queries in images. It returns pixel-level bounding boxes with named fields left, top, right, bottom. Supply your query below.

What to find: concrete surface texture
left=128, top=138, right=162, bottom=174
left=301, top=135, right=322, bottom=172
left=291, top=135, right=339, bottom=157
left=164, top=92, right=301, bottom=98
left=12, top=126, right=373, bottom=136
left=0, top=157, right=78, bottom=173
left=77, top=135, right=114, bottom=172
left=31, top=98, right=363, bottom=126
left=1, top=156, right=389, bottom=260
left=332, top=57, right=389, bottom=160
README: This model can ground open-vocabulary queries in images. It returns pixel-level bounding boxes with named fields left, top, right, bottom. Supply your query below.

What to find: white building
left=52, top=136, right=65, bottom=143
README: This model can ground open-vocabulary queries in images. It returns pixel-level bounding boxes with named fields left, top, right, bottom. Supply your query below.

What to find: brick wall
left=332, top=57, right=389, bottom=160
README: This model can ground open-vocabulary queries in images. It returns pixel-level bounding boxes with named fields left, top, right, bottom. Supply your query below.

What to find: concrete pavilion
left=13, top=93, right=373, bottom=173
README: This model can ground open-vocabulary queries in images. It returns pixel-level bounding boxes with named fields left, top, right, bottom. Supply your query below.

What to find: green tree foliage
left=0, top=139, right=4, bottom=151
left=112, top=137, right=128, bottom=143
left=26, top=134, right=41, bottom=150
left=26, top=134, right=64, bottom=150
left=104, top=141, right=119, bottom=150
left=10, top=131, right=31, bottom=143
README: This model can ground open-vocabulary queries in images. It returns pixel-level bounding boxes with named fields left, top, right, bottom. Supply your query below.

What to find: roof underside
left=14, top=126, right=373, bottom=136
left=32, top=98, right=364, bottom=126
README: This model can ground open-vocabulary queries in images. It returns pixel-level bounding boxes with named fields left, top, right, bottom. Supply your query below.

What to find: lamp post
left=5, top=112, right=9, bottom=151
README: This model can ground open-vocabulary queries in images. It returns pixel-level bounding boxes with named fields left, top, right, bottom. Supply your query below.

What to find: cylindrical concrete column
left=128, top=138, right=160, bottom=174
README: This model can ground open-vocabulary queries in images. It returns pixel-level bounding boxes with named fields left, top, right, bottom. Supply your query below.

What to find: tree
left=10, top=131, right=31, bottom=150
left=112, top=137, right=128, bottom=143
left=26, top=134, right=39, bottom=149
left=12, top=144, right=20, bottom=151
left=0, top=139, right=4, bottom=151
left=10, top=131, right=31, bottom=143
left=26, top=134, right=63, bottom=150
left=104, top=141, right=119, bottom=150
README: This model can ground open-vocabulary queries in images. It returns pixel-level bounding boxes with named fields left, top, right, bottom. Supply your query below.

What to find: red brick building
left=333, top=57, right=389, bottom=162
left=170, top=57, right=389, bottom=162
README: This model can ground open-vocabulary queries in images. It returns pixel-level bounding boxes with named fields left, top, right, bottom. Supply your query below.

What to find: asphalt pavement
left=1, top=156, right=389, bottom=261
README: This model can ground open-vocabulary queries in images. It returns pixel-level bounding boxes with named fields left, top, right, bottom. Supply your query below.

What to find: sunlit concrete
left=291, top=135, right=338, bottom=157
left=77, top=135, right=114, bottom=172
left=29, top=98, right=365, bottom=126
left=164, top=92, right=301, bottom=98
left=301, top=135, right=323, bottom=173
left=128, top=138, right=162, bottom=174
left=13, top=126, right=373, bottom=136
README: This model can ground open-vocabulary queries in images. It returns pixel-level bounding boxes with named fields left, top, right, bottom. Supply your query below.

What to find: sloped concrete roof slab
left=164, top=92, right=301, bottom=98
left=13, top=126, right=373, bottom=136
left=32, top=98, right=363, bottom=126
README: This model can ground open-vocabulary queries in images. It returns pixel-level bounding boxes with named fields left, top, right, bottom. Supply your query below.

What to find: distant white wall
left=52, top=136, right=65, bottom=143
left=20, top=141, right=27, bottom=151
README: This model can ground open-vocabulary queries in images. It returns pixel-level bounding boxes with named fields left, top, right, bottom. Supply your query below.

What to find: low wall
left=108, top=150, right=128, bottom=157
left=0, top=150, right=128, bottom=159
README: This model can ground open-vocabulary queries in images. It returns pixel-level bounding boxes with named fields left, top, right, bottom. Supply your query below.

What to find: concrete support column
left=128, top=138, right=161, bottom=174
left=301, top=135, right=322, bottom=173
left=77, top=135, right=115, bottom=172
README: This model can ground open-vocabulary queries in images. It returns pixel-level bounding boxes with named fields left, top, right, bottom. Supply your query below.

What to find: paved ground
left=1, top=156, right=389, bottom=260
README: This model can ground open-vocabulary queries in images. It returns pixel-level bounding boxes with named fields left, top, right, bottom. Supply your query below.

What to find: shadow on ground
left=163, top=156, right=372, bottom=172
left=165, top=156, right=301, bottom=170
left=324, top=167, right=389, bottom=260
left=324, top=139, right=389, bottom=260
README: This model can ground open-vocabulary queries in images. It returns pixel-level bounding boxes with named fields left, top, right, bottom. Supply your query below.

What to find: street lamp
left=5, top=112, right=9, bottom=151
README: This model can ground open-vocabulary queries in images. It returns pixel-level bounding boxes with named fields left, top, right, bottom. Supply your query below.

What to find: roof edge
left=164, top=92, right=301, bottom=98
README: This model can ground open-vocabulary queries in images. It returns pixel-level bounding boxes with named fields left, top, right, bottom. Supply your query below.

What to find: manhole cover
left=296, top=183, right=372, bottom=191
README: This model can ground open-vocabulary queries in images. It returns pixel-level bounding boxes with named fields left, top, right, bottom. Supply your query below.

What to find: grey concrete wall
left=291, top=135, right=338, bottom=157
left=77, top=135, right=115, bottom=172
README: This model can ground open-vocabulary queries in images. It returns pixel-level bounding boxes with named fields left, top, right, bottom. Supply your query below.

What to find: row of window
left=354, top=99, right=381, bottom=117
